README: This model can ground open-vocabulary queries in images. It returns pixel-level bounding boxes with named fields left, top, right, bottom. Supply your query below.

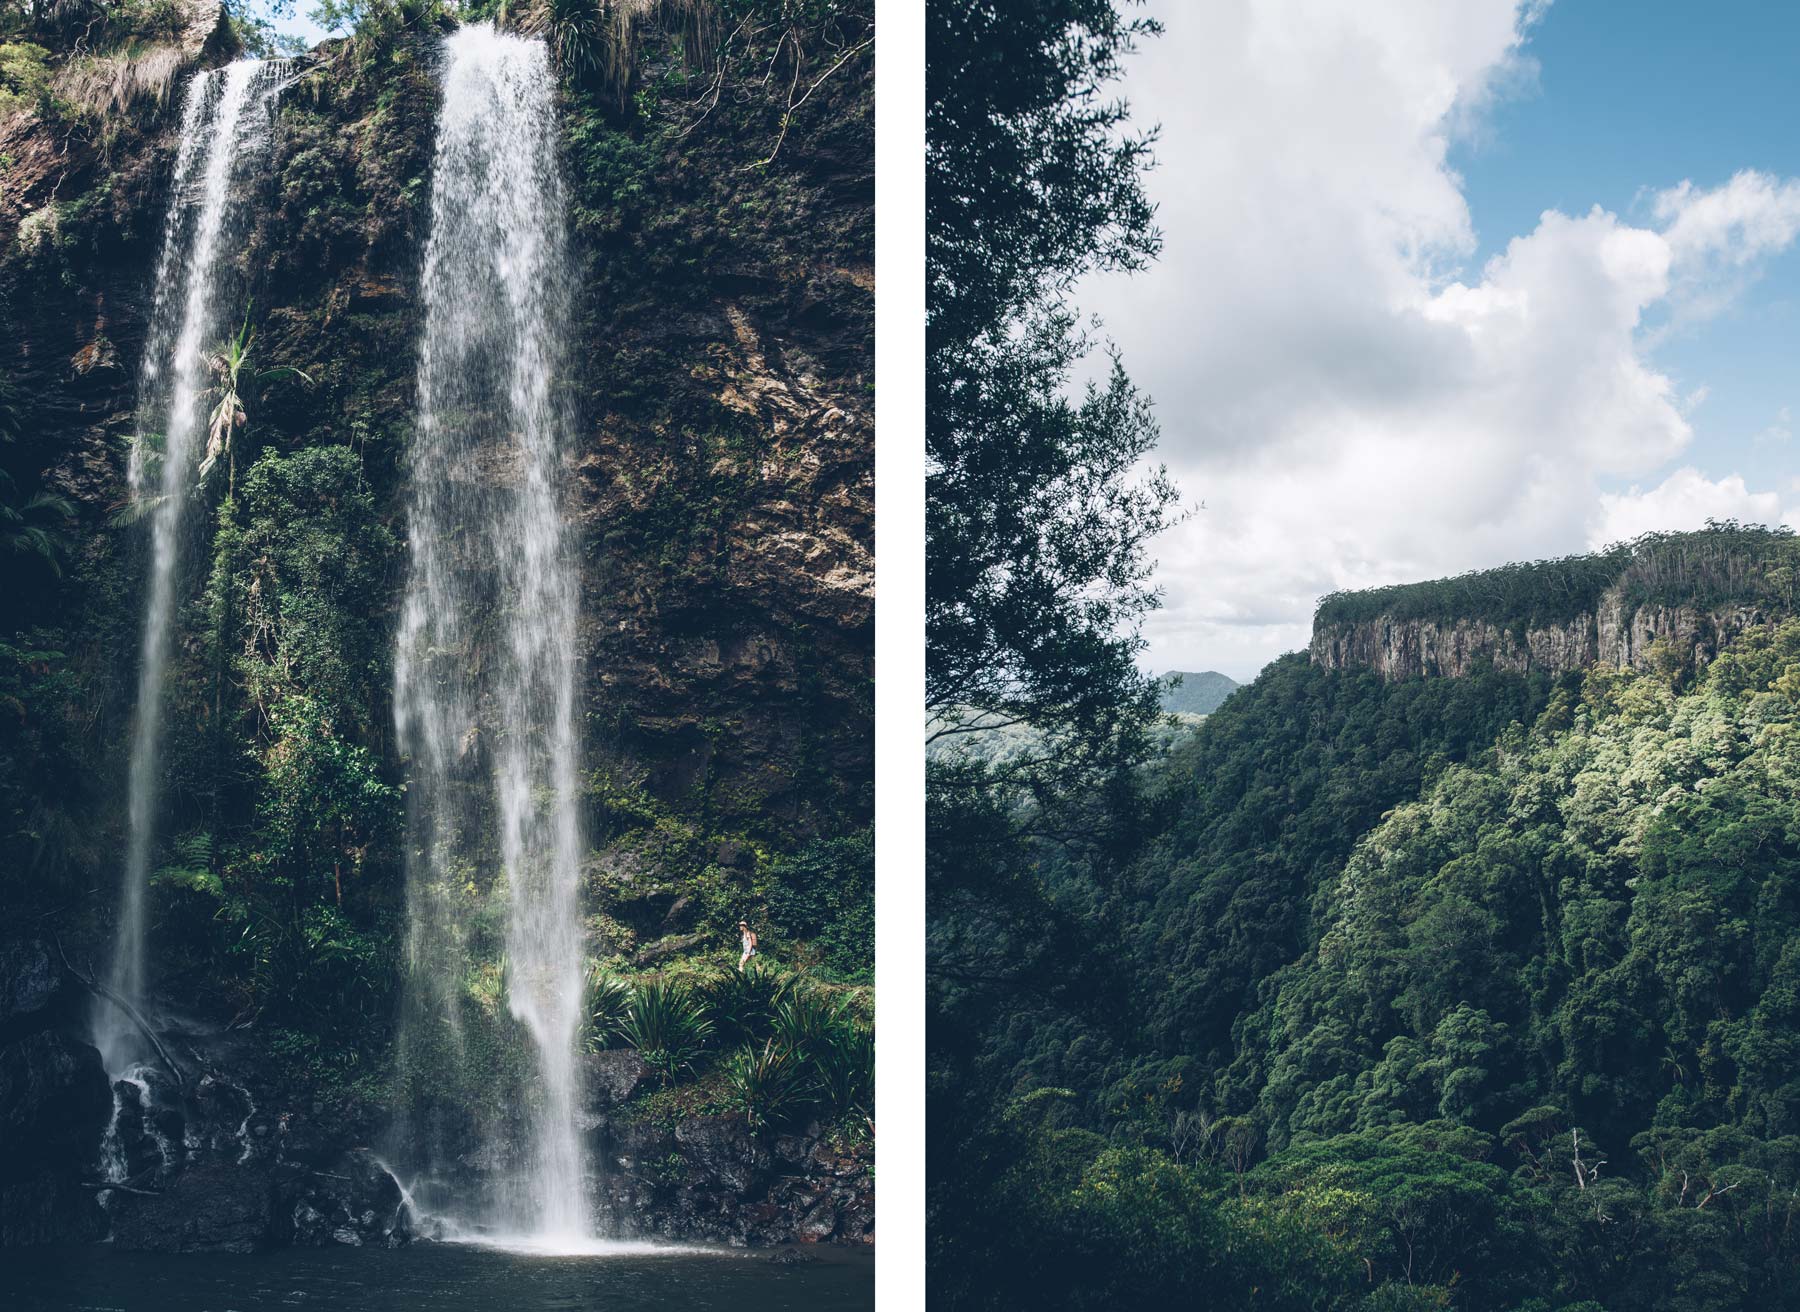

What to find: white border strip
left=873, top=0, right=925, bottom=1303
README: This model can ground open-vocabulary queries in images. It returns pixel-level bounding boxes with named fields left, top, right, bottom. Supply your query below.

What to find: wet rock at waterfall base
left=597, top=1111, right=874, bottom=1248
left=0, top=939, right=113, bottom=1244
left=0, top=1031, right=112, bottom=1243
left=586, top=1048, right=651, bottom=1109
left=110, top=1162, right=280, bottom=1253
left=284, top=1148, right=413, bottom=1248
left=0, top=1031, right=111, bottom=1166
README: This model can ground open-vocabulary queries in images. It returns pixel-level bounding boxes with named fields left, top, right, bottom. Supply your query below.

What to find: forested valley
left=932, top=525, right=1800, bottom=1311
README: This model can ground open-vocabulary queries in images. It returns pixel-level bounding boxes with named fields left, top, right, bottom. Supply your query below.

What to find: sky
left=251, top=0, right=343, bottom=50
left=1081, top=0, right=1800, bottom=682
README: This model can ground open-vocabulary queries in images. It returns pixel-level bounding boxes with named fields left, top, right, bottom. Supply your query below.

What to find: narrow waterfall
left=395, top=26, right=588, bottom=1241
left=99, top=59, right=291, bottom=1076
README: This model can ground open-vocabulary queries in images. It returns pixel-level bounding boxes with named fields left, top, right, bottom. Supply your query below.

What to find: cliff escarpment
left=1310, top=525, right=1799, bottom=681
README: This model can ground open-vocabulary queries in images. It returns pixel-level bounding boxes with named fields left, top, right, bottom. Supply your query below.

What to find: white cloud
left=1591, top=468, right=1791, bottom=548
left=1655, top=171, right=1800, bottom=268
left=1083, top=0, right=1798, bottom=679
left=1754, top=405, right=1792, bottom=446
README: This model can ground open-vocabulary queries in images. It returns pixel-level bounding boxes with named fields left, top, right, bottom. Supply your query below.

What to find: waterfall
left=395, top=26, right=588, bottom=1241
left=99, top=59, right=292, bottom=1076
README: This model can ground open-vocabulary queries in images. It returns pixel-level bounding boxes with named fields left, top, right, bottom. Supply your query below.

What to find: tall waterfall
left=395, top=27, right=588, bottom=1241
left=99, top=59, right=290, bottom=1076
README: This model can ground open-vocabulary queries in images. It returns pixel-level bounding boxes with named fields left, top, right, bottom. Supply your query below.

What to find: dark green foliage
left=720, top=976, right=869, bottom=1127
left=0, top=632, right=96, bottom=901
left=766, top=828, right=872, bottom=980
left=209, top=446, right=398, bottom=733
left=253, top=694, right=396, bottom=901
left=1126, top=654, right=1557, bottom=1082
left=540, top=0, right=605, bottom=86
left=0, top=472, right=74, bottom=578
left=728, top=1037, right=818, bottom=1131
left=701, top=959, right=798, bottom=1046
left=1314, top=523, right=1799, bottom=629
left=943, top=614, right=1800, bottom=1310
left=622, top=976, right=714, bottom=1085
left=809, top=1002, right=872, bottom=1115
left=585, top=967, right=633, bottom=1050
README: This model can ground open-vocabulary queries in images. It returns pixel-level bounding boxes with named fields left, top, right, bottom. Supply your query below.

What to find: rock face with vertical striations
left=1310, top=529, right=1799, bottom=681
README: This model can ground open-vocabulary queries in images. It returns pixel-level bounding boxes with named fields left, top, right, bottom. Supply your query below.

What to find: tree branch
left=53, top=936, right=186, bottom=1092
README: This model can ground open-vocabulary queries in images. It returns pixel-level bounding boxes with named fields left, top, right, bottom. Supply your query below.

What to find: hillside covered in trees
left=934, top=527, right=1800, bottom=1311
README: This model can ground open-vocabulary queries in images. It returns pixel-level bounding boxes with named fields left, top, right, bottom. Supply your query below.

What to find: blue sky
left=1456, top=0, right=1800, bottom=507
left=1079, top=0, right=1800, bottom=680
left=251, top=0, right=343, bottom=51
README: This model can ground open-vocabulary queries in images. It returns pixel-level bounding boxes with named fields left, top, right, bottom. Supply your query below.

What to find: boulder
left=110, top=1162, right=280, bottom=1253
left=0, top=1167, right=106, bottom=1247
left=286, top=1148, right=411, bottom=1248
left=632, top=931, right=708, bottom=967
left=673, top=1114, right=768, bottom=1194
left=585, top=1048, right=651, bottom=1109
left=0, top=940, right=70, bottom=1046
left=0, top=1030, right=111, bottom=1173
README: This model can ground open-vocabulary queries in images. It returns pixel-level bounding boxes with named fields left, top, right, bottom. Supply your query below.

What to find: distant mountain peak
left=1157, top=669, right=1239, bottom=716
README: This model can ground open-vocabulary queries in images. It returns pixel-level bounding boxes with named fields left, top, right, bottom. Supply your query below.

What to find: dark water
left=1, top=1241, right=875, bottom=1311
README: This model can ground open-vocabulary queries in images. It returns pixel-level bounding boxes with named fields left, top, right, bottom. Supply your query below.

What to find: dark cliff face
left=1, top=4, right=872, bottom=901
left=0, top=4, right=872, bottom=1248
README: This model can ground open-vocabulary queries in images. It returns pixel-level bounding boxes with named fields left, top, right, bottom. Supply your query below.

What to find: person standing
left=738, top=920, right=758, bottom=971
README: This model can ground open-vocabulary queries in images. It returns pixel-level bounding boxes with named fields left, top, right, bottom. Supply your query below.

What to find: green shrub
left=622, top=977, right=713, bottom=1085
left=766, top=829, right=873, bottom=981
left=585, top=966, right=632, bottom=1051
left=770, top=983, right=841, bottom=1055
left=812, top=1009, right=873, bottom=1115
left=701, top=960, right=797, bottom=1046
left=0, top=43, right=51, bottom=120
left=729, top=1038, right=819, bottom=1132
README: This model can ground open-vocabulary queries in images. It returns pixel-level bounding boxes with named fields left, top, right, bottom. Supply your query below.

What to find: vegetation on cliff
left=1315, top=522, right=1800, bottom=632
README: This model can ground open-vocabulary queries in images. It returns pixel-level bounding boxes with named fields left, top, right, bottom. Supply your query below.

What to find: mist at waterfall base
left=4, top=1242, right=876, bottom=1311
left=389, top=26, right=594, bottom=1246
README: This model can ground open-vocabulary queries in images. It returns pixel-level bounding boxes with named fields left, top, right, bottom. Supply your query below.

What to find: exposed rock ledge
left=1311, top=590, right=1787, bottom=681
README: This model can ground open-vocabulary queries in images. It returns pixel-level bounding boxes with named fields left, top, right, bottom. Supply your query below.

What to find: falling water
left=395, top=27, right=587, bottom=1240
left=99, top=60, right=293, bottom=1075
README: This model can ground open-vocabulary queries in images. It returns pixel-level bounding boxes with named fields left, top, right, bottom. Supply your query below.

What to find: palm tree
left=110, top=430, right=169, bottom=528
left=0, top=470, right=75, bottom=578
left=199, top=310, right=313, bottom=497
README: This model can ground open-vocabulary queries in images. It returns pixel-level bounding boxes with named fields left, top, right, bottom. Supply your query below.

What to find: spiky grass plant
left=584, top=966, right=632, bottom=1051
left=728, top=1037, right=819, bottom=1132
left=770, top=985, right=843, bottom=1054
left=622, top=977, right=713, bottom=1085
left=812, top=1012, right=873, bottom=1115
left=702, top=960, right=797, bottom=1046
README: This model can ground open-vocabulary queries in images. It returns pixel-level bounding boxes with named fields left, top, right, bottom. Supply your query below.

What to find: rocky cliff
left=1310, top=529, right=1798, bottom=681
left=0, top=0, right=872, bottom=1252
